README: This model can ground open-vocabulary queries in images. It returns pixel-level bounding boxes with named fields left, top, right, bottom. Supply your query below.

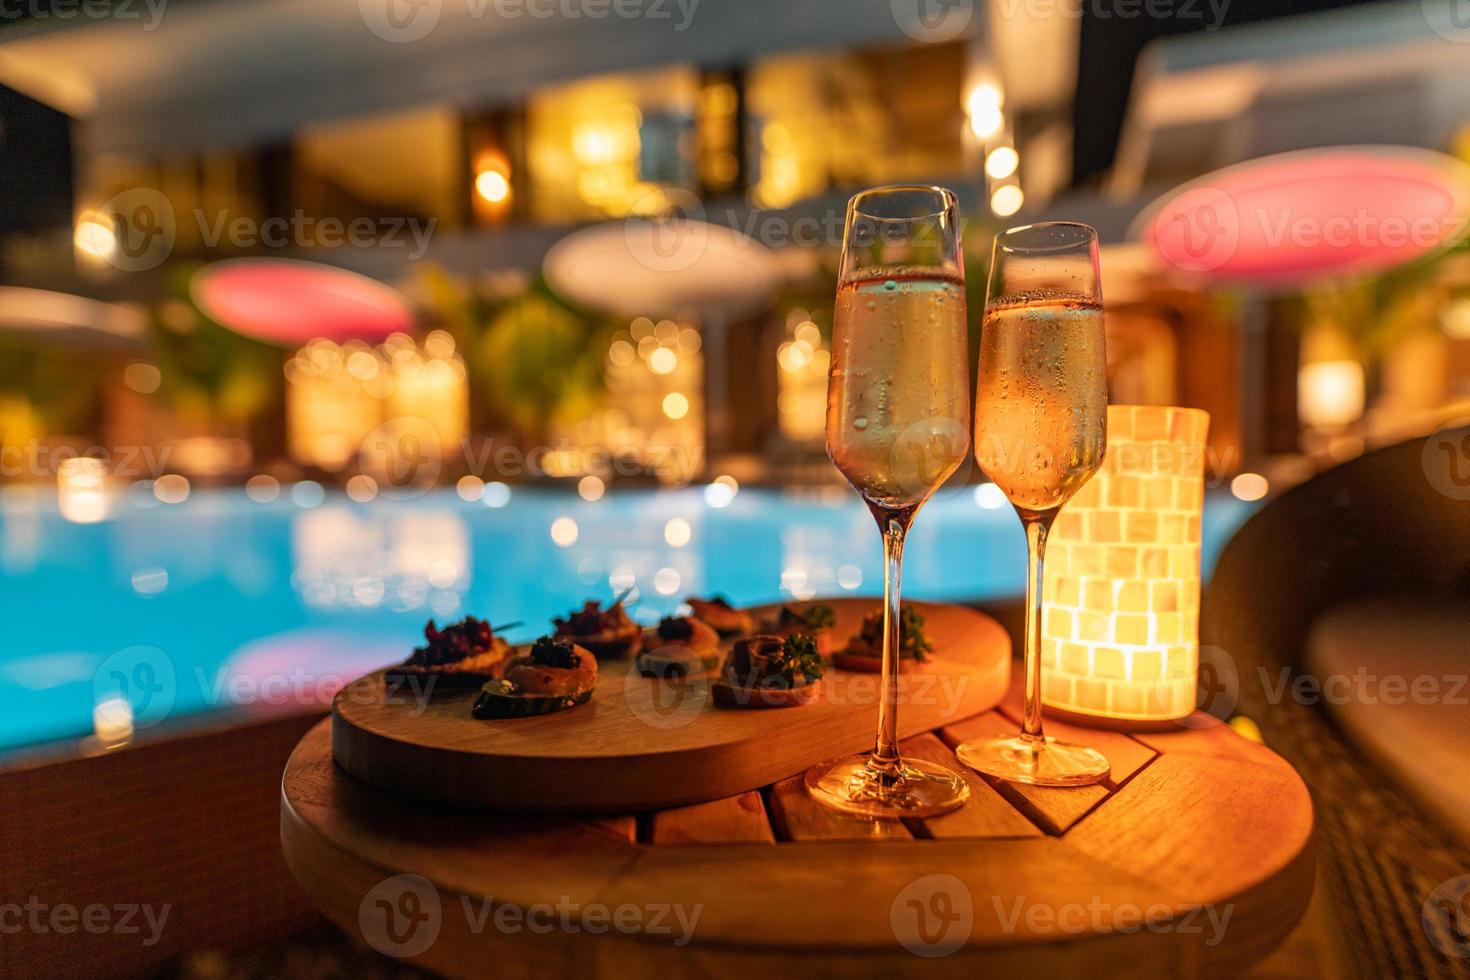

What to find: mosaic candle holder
left=1041, top=405, right=1211, bottom=724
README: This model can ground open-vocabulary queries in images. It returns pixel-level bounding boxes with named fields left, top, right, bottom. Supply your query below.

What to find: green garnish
left=764, top=634, right=824, bottom=689
left=803, top=605, right=836, bottom=631
left=853, top=607, right=933, bottom=661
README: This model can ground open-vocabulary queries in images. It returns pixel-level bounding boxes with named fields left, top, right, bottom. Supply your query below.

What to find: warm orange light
left=990, top=184, right=1024, bottom=218
left=1042, top=405, right=1210, bottom=723
left=475, top=169, right=510, bottom=204
left=1298, top=359, right=1364, bottom=428
left=57, top=457, right=109, bottom=524
left=985, top=145, right=1019, bottom=180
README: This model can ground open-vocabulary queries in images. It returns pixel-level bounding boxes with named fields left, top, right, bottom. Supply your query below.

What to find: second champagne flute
left=805, top=185, right=972, bottom=819
left=955, top=221, right=1112, bottom=787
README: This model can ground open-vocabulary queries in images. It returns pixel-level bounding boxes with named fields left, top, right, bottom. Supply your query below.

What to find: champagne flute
left=804, top=185, right=971, bottom=818
left=955, top=222, right=1112, bottom=787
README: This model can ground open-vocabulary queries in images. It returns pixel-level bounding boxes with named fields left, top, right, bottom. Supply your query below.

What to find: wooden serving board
left=331, top=599, right=1010, bottom=812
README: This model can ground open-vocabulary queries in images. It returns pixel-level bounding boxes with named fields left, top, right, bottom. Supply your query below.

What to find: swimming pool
left=0, top=484, right=1257, bottom=752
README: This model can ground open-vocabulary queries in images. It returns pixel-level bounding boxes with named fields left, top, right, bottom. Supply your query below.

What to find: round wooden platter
left=284, top=679, right=1315, bottom=978
left=332, top=599, right=1011, bottom=813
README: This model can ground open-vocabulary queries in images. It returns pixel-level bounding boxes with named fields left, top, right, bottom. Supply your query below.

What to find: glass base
left=955, top=734, right=1111, bottom=787
left=804, top=754, right=970, bottom=819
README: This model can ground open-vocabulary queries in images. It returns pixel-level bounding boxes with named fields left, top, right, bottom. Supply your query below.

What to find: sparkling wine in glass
left=955, top=222, right=1112, bottom=787
left=805, top=185, right=972, bottom=819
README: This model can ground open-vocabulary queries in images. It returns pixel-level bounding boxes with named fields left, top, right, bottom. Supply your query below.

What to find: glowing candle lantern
left=1042, top=405, right=1210, bottom=724
left=57, top=457, right=109, bottom=525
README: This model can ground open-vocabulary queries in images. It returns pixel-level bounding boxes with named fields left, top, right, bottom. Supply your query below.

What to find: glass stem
left=870, top=512, right=908, bottom=773
left=1020, top=513, right=1053, bottom=741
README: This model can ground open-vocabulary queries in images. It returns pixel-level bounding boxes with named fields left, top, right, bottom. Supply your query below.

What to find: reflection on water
left=0, top=485, right=1258, bottom=751
left=292, top=506, right=470, bottom=616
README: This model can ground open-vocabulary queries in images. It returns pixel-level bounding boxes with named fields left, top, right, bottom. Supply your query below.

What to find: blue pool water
left=0, top=484, right=1257, bottom=752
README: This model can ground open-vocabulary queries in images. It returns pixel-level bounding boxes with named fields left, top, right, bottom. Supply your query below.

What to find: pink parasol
left=1136, top=146, right=1470, bottom=288
left=190, top=258, right=413, bottom=345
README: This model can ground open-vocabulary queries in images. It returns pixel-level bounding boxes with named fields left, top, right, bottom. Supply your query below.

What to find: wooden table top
left=281, top=666, right=1315, bottom=978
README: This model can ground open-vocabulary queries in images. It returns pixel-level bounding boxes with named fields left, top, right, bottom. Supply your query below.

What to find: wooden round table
left=281, top=645, right=1314, bottom=978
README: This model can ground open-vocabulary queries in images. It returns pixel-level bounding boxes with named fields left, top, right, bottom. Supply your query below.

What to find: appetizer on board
left=385, top=616, right=512, bottom=688
left=554, top=598, right=642, bottom=659
left=636, top=615, right=722, bottom=678
left=712, top=633, right=824, bottom=708
left=685, top=595, right=754, bottom=638
left=832, top=606, right=934, bottom=673
left=760, top=603, right=836, bottom=656
left=473, top=637, right=598, bottom=719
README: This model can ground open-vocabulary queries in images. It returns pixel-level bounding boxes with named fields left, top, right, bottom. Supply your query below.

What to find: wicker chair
left=1202, top=428, right=1470, bottom=980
